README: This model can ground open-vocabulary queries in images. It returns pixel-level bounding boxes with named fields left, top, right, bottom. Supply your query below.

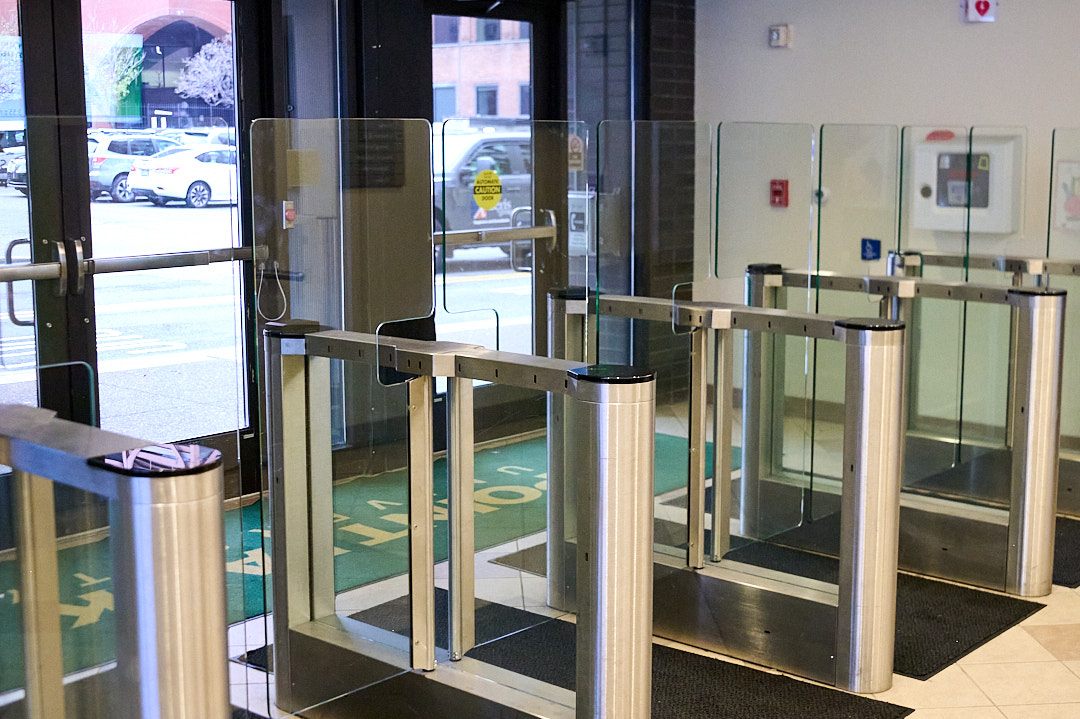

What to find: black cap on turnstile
left=549, top=287, right=589, bottom=301
left=834, top=318, right=905, bottom=332
left=746, top=263, right=783, bottom=275
left=263, top=319, right=323, bottom=339
left=568, top=364, right=656, bottom=384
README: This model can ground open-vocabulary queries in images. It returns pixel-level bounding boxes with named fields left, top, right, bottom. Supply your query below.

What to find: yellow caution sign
left=473, top=169, right=502, bottom=211
left=977, top=154, right=990, bottom=171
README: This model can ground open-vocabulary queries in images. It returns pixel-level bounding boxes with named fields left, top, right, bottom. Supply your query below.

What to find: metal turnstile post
left=835, top=319, right=906, bottom=693
left=448, top=376, right=476, bottom=660
left=547, top=288, right=589, bottom=612
left=1006, top=287, right=1066, bottom=596
left=569, top=365, right=656, bottom=719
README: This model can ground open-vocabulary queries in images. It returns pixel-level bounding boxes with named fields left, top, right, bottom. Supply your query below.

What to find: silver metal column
left=13, top=470, right=66, bottom=719
left=742, top=264, right=783, bottom=538
left=448, top=376, right=476, bottom=659
left=264, top=322, right=320, bottom=711
left=711, top=328, right=734, bottom=560
left=835, top=319, right=905, bottom=694
left=569, top=365, right=655, bottom=719
left=112, top=454, right=229, bottom=719
left=408, top=375, right=437, bottom=671
left=547, top=288, right=588, bottom=612
left=1006, top=288, right=1066, bottom=596
left=687, top=327, right=709, bottom=568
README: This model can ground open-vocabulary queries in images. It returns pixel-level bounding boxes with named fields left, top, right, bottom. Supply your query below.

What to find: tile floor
left=229, top=403, right=1080, bottom=717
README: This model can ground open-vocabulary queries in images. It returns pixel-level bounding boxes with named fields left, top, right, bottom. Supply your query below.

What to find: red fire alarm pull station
left=770, top=179, right=789, bottom=208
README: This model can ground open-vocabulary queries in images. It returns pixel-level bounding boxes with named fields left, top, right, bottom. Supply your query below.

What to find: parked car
left=88, top=133, right=181, bottom=202
left=128, top=144, right=238, bottom=208
left=433, top=130, right=532, bottom=264
left=8, top=151, right=27, bottom=195
left=158, top=127, right=236, bottom=147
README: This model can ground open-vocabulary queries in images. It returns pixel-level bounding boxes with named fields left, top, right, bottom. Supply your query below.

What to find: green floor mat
left=0, top=433, right=729, bottom=693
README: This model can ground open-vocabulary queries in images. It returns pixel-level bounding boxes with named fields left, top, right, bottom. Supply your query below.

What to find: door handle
left=4, top=239, right=33, bottom=327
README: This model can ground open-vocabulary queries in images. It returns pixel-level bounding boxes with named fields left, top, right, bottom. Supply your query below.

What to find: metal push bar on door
left=264, top=321, right=656, bottom=719
left=0, top=404, right=228, bottom=719
left=752, top=265, right=1066, bottom=597
left=548, top=289, right=906, bottom=693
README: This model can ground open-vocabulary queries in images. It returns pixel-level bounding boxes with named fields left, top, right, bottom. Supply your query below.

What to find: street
left=0, top=188, right=534, bottom=441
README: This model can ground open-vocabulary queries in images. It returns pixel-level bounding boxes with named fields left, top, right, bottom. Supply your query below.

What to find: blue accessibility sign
left=861, top=238, right=882, bottom=261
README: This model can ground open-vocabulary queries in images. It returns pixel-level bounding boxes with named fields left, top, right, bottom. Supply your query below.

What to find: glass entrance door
left=0, top=1, right=266, bottom=713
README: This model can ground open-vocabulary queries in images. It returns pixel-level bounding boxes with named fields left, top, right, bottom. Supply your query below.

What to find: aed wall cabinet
left=909, top=131, right=1024, bottom=235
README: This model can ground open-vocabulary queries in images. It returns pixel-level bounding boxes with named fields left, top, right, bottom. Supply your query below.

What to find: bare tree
left=175, top=35, right=234, bottom=108
left=82, top=17, right=143, bottom=119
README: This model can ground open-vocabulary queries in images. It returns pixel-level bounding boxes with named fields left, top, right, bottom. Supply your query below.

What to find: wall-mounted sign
left=965, top=0, right=996, bottom=23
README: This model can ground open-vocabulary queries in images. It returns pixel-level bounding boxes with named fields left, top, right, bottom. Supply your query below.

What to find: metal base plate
left=652, top=562, right=839, bottom=687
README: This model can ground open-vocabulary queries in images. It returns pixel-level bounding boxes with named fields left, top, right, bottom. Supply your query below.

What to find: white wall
left=695, top=1, right=1080, bottom=436
left=695, top=0, right=1080, bottom=257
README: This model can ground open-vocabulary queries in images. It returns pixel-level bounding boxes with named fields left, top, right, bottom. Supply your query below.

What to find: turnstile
left=548, top=290, right=906, bottom=693
left=889, top=249, right=1080, bottom=520
left=0, top=404, right=228, bottom=719
left=264, top=321, right=656, bottom=719
left=748, top=264, right=1065, bottom=596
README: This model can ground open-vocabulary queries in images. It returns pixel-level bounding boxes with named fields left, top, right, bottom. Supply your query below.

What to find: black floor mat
left=350, top=586, right=559, bottom=649
left=1055, top=516, right=1080, bottom=587
left=723, top=541, right=1044, bottom=679
left=234, top=644, right=272, bottom=672
left=497, top=539, right=1044, bottom=680
left=465, top=612, right=912, bottom=718
left=232, top=710, right=268, bottom=719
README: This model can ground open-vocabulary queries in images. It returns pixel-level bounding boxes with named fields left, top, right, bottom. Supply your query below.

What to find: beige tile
left=999, top=705, right=1080, bottom=719
left=1066, top=660, right=1080, bottom=679
left=870, top=666, right=993, bottom=709
left=473, top=576, right=524, bottom=608
left=1019, top=586, right=1080, bottom=626
left=959, top=626, right=1057, bottom=664
left=521, top=575, right=549, bottom=607
left=1023, top=624, right=1080, bottom=660
left=961, top=661, right=1080, bottom=705
left=908, top=709, right=1005, bottom=719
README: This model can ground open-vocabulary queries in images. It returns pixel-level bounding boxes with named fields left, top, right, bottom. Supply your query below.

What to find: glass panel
left=1049, top=129, right=1080, bottom=484
left=252, top=118, right=446, bottom=714
left=432, top=14, right=535, bottom=359
left=811, top=125, right=899, bottom=496
left=714, top=122, right=817, bottom=546
left=594, top=120, right=715, bottom=559
left=436, top=118, right=589, bottom=666
left=898, top=125, right=968, bottom=483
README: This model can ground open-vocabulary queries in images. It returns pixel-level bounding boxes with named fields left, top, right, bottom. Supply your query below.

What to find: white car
left=128, top=144, right=238, bottom=208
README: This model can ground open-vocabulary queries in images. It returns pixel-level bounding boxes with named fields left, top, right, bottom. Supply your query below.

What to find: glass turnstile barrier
left=754, top=265, right=1063, bottom=597
left=550, top=287, right=906, bottom=693
left=888, top=125, right=1080, bottom=521
left=544, top=120, right=906, bottom=694
left=254, top=118, right=658, bottom=717
left=263, top=325, right=657, bottom=718
left=251, top=118, right=438, bottom=714
left=0, top=405, right=227, bottom=718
